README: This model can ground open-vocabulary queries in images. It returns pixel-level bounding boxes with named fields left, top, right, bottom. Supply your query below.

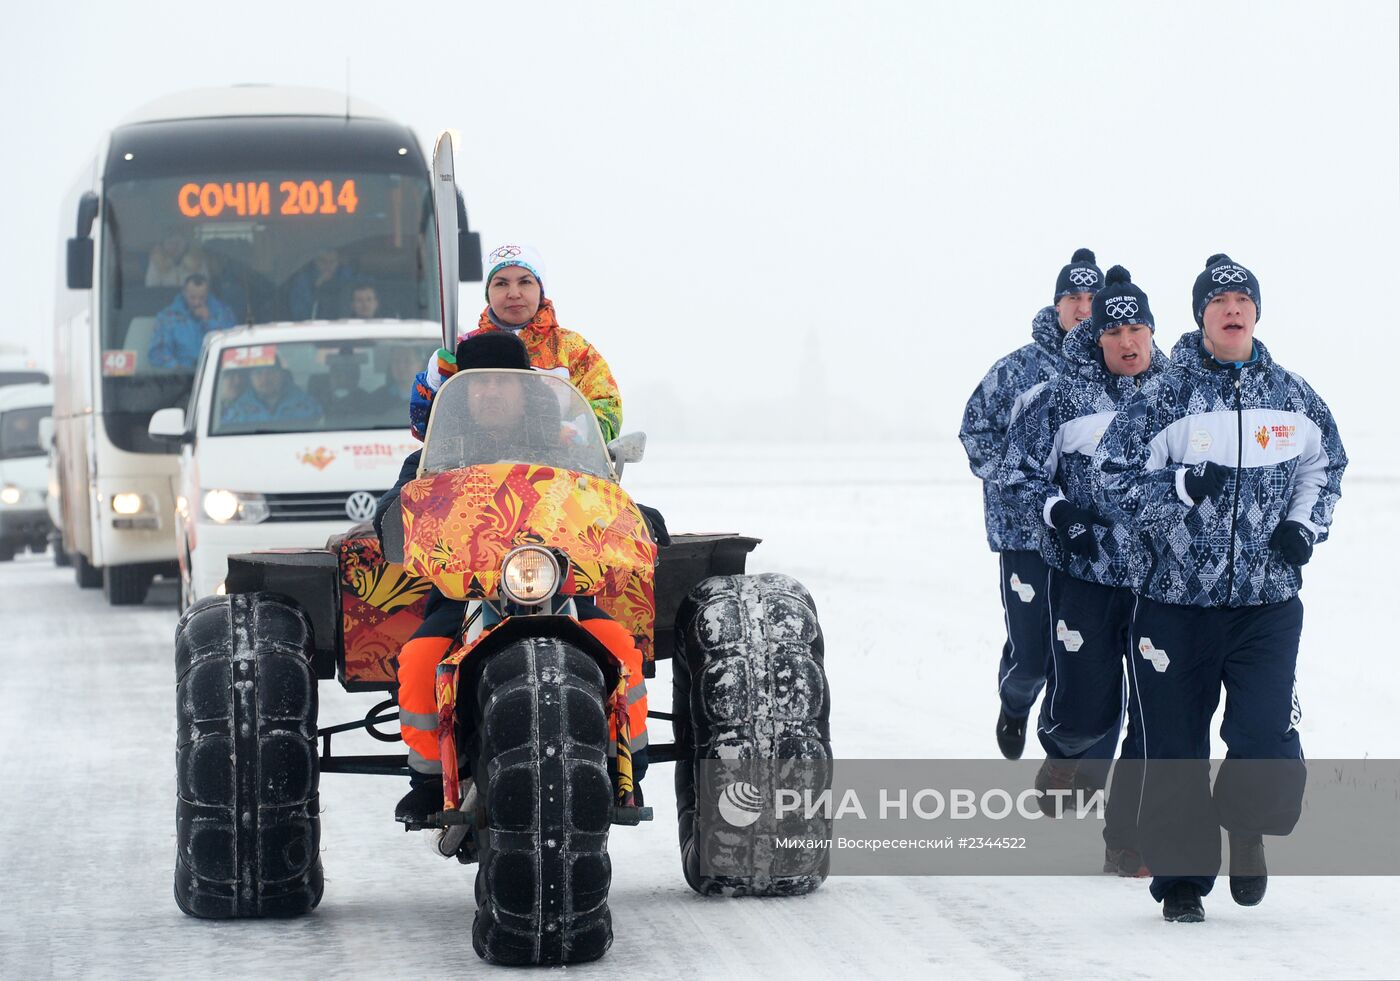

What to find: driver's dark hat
left=455, top=330, right=531, bottom=371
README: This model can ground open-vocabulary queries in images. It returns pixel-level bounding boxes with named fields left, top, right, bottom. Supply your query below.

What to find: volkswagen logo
left=1105, top=298, right=1139, bottom=319
left=1068, top=268, right=1099, bottom=287
left=1212, top=266, right=1248, bottom=285
left=345, top=491, right=377, bottom=522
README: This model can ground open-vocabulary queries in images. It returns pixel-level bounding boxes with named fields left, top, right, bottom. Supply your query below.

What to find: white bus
left=54, top=85, right=480, bottom=604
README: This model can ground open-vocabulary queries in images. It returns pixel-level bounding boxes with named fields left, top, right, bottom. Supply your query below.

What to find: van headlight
left=500, top=546, right=561, bottom=605
left=202, top=489, right=269, bottom=524
left=0, top=485, right=20, bottom=505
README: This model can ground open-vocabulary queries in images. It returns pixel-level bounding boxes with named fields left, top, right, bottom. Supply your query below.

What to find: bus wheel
left=74, top=552, right=102, bottom=588
left=104, top=564, right=151, bottom=606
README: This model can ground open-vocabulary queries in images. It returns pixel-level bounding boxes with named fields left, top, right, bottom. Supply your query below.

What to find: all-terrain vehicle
left=171, top=135, right=832, bottom=968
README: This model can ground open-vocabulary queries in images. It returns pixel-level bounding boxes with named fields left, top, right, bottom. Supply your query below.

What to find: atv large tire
left=174, top=593, right=323, bottom=918
left=674, top=573, right=832, bottom=896
left=471, top=637, right=613, bottom=965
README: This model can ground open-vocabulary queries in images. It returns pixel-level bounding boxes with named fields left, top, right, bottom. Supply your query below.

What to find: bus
left=54, top=85, right=481, bottom=604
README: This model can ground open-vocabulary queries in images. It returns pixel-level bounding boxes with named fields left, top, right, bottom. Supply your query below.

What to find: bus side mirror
left=456, top=191, right=482, bottom=282
left=38, top=417, right=55, bottom=448
left=459, top=229, right=482, bottom=282
left=66, top=192, right=99, bottom=290
left=66, top=238, right=93, bottom=290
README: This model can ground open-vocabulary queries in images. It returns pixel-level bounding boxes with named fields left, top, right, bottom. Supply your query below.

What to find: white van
left=148, top=321, right=438, bottom=606
left=0, top=384, right=54, bottom=562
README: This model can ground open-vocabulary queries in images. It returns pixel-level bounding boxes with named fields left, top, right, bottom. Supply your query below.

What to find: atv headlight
left=202, top=489, right=269, bottom=524
left=500, top=545, right=560, bottom=606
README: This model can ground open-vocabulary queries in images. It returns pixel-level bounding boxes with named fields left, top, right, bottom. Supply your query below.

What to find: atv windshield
left=420, top=369, right=612, bottom=479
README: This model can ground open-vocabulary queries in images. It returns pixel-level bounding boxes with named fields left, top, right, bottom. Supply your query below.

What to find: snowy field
left=2, top=437, right=1398, bottom=980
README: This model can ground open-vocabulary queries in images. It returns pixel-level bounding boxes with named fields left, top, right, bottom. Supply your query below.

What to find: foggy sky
left=3, top=1, right=1396, bottom=443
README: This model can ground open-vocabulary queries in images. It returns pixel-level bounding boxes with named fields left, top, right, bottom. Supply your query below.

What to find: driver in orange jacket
left=386, top=246, right=647, bottom=826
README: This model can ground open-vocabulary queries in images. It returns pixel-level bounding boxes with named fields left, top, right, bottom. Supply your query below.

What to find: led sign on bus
left=177, top=180, right=360, bottom=219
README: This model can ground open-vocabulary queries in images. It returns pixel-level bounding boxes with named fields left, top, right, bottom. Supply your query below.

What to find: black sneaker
left=1035, top=760, right=1080, bottom=817
left=1161, top=881, right=1205, bottom=923
left=1229, top=831, right=1267, bottom=906
left=395, top=779, right=444, bottom=827
left=996, top=709, right=1028, bottom=760
left=1104, top=846, right=1149, bottom=877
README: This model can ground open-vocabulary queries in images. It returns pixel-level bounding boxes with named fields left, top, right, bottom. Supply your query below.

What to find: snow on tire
left=471, top=637, right=613, bottom=966
left=673, top=573, right=832, bottom=897
left=174, top=593, right=323, bottom=918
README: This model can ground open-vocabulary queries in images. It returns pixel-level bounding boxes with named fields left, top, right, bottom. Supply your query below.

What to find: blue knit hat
left=1191, top=253, right=1260, bottom=327
left=1090, top=265, right=1154, bottom=334
left=1054, top=248, right=1103, bottom=301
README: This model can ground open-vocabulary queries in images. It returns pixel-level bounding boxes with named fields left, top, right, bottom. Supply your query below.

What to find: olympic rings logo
left=1212, top=266, right=1248, bottom=285
left=1068, top=268, right=1099, bottom=287
left=1104, top=298, right=1139, bottom=319
left=489, top=245, right=523, bottom=261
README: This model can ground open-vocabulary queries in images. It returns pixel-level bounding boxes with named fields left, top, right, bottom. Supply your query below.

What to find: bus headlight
left=0, top=485, right=20, bottom=505
left=500, top=546, right=561, bottom=605
left=111, top=492, right=145, bottom=515
left=202, top=489, right=269, bottom=524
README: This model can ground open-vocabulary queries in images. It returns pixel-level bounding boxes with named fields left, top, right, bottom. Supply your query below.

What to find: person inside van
left=220, top=361, right=321, bottom=427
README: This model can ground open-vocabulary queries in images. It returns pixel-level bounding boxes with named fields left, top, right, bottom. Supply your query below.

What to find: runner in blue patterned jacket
left=998, top=266, right=1164, bottom=875
left=960, top=248, right=1102, bottom=760
left=1091, top=254, right=1346, bottom=924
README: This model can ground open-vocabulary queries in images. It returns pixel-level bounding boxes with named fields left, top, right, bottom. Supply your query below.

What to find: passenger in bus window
left=288, top=248, right=355, bottom=320
left=350, top=282, right=382, bottom=319
left=144, top=227, right=209, bottom=287
left=220, top=361, right=322, bottom=427
left=148, top=274, right=237, bottom=370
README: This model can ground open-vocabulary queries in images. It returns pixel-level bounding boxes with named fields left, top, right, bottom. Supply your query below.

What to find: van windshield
left=1, top=406, right=49, bottom=459
left=208, top=338, right=434, bottom=436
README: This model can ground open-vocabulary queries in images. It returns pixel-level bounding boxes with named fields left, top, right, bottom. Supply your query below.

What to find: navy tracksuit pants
left=996, top=550, right=1053, bottom=720
left=1039, top=570, right=1142, bottom=850
left=1126, top=595, right=1306, bottom=900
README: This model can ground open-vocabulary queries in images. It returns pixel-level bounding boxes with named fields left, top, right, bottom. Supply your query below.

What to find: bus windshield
left=97, top=117, right=439, bottom=451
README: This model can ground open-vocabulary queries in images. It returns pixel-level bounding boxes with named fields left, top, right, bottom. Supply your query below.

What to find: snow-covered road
left=2, top=441, right=1397, bottom=980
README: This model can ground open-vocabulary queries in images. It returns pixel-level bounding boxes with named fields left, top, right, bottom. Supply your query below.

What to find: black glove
left=636, top=502, right=672, bottom=547
left=1182, top=461, right=1230, bottom=503
left=1270, top=520, right=1314, bottom=567
left=1049, top=499, right=1110, bottom=560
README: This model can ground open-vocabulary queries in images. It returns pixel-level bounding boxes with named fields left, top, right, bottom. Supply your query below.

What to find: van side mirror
left=66, top=191, right=99, bottom=290
left=148, top=407, right=191, bottom=445
left=607, top=432, right=647, bottom=478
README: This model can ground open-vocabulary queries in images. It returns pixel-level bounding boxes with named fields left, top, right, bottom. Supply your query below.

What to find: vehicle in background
left=0, top=345, right=49, bottom=389
left=148, top=322, right=438, bottom=608
left=53, top=84, right=482, bottom=606
left=0, top=384, right=54, bottom=562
